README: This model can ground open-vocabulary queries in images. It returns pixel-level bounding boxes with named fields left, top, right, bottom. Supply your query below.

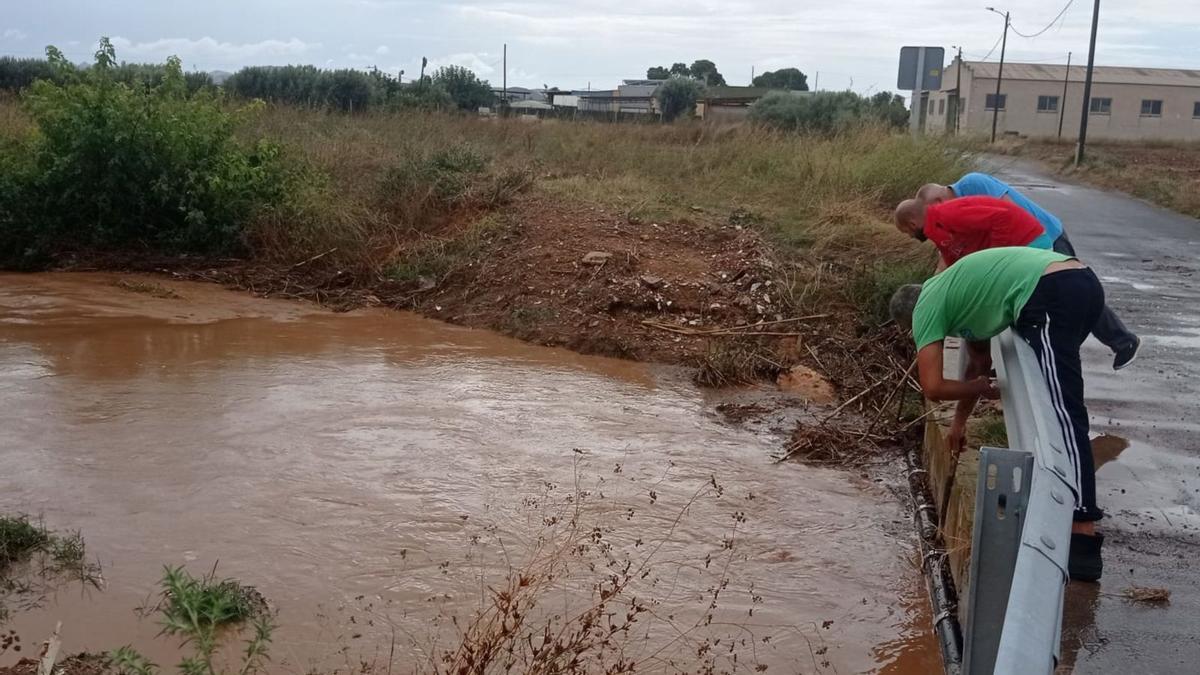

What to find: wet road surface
left=0, top=273, right=939, bottom=673
left=986, top=157, right=1200, bottom=673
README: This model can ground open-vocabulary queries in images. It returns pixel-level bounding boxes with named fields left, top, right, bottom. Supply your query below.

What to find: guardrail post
left=962, top=447, right=1033, bottom=674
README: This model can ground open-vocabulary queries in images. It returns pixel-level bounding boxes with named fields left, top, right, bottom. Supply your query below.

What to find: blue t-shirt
left=951, top=173, right=1064, bottom=244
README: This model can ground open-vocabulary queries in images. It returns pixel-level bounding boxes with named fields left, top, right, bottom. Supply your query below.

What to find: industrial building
left=925, top=57, right=1200, bottom=141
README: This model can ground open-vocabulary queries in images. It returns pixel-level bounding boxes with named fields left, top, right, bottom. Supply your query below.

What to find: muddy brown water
left=0, top=273, right=938, bottom=673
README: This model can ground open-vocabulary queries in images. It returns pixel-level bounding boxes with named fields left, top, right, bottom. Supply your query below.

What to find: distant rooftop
left=952, top=59, right=1200, bottom=90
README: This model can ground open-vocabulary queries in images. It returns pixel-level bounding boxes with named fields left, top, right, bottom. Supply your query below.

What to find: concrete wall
left=938, top=73, right=1200, bottom=140
left=697, top=103, right=751, bottom=123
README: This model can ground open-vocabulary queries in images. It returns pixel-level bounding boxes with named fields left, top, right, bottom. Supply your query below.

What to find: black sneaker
left=1113, top=337, right=1141, bottom=371
left=1069, top=532, right=1104, bottom=582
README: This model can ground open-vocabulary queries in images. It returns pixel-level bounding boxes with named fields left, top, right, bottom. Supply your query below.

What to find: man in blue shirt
left=918, top=173, right=1140, bottom=370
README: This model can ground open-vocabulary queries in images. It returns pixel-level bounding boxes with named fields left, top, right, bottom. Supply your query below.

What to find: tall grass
left=1, top=87, right=965, bottom=313
left=244, top=107, right=966, bottom=259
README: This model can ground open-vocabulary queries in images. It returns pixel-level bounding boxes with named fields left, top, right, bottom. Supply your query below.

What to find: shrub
left=0, top=56, right=59, bottom=91
left=431, top=65, right=493, bottom=111
left=223, top=65, right=377, bottom=111
left=0, top=515, right=49, bottom=566
left=0, top=39, right=298, bottom=268
left=850, top=255, right=936, bottom=327
left=749, top=90, right=911, bottom=134
left=389, top=81, right=454, bottom=111
left=0, top=56, right=213, bottom=94
left=655, top=76, right=704, bottom=122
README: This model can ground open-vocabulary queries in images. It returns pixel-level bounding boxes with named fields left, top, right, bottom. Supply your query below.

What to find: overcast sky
left=4, top=1, right=1197, bottom=94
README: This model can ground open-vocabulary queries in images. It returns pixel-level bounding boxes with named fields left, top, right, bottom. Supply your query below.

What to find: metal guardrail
left=958, top=329, right=1076, bottom=674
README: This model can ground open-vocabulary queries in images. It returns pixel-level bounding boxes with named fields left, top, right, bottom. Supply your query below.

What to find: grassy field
left=998, top=137, right=1200, bottom=219
left=245, top=106, right=963, bottom=254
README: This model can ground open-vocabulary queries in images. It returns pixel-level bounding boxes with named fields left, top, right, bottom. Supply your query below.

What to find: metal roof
left=958, top=60, right=1200, bottom=89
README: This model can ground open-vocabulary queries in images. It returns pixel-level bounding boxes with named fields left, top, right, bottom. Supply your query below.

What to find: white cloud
left=427, top=52, right=499, bottom=76
left=376, top=45, right=390, bottom=55
left=3, top=28, right=28, bottom=41
left=108, top=36, right=319, bottom=67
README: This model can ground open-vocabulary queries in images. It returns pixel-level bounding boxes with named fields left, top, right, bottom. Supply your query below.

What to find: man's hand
left=967, top=376, right=1000, bottom=400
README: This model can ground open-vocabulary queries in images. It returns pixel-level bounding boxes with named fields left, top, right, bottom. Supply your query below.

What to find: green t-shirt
left=912, top=247, right=1072, bottom=349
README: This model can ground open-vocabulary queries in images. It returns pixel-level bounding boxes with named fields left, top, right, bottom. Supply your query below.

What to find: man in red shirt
left=894, top=196, right=1050, bottom=270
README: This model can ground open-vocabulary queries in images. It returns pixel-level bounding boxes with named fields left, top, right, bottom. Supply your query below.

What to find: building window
left=938, top=99, right=945, bottom=115
left=1090, top=97, right=1112, bottom=115
left=1194, top=102, right=1200, bottom=118
left=985, top=93, right=1007, bottom=111
left=1140, top=99, right=1163, bottom=117
left=1037, top=95, right=1059, bottom=113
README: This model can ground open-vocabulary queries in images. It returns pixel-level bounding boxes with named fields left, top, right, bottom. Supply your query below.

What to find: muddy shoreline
left=59, top=196, right=914, bottom=419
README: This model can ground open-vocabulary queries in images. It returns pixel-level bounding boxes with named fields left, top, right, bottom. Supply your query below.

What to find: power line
left=1010, top=0, right=1076, bottom=38
left=979, top=32, right=1005, bottom=61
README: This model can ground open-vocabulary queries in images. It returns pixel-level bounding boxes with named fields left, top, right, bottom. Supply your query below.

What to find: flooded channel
left=0, top=273, right=938, bottom=673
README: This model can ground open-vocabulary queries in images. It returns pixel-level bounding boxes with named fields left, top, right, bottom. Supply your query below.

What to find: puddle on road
left=0, top=273, right=935, bottom=673
left=1093, top=434, right=1131, bottom=470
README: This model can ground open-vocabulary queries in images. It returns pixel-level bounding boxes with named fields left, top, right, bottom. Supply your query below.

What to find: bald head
left=917, top=183, right=954, bottom=204
left=893, top=199, right=927, bottom=241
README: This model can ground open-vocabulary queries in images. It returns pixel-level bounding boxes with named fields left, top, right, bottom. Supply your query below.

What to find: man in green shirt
left=890, top=246, right=1106, bottom=581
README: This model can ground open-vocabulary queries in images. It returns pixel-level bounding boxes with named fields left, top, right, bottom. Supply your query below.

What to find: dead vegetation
left=1117, top=586, right=1171, bottom=605
left=995, top=137, right=1200, bottom=219
left=113, top=278, right=182, bottom=299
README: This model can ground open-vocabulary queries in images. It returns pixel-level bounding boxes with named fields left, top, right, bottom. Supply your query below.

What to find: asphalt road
left=983, top=156, right=1200, bottom=674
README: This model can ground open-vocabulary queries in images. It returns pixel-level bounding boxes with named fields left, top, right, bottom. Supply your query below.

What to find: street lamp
left=985, top=7, right=1010, bottom=143
left=950, top=44, right=964, bottom=133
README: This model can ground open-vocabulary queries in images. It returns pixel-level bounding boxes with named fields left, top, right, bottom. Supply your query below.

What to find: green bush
left=223, top=65, right=378, bottom=111
left=0, top=55, right=213, bottom=94
left=0, top=57, right=60, bottom=91
left=389, top=81, right=454, bottom=111
left=749, top=90, right=911, bottom=134
left=850, top=256, right=935, bottom=327
left=0, top=39, right=298, bottom=268
left=376, top=145, right=530, bottom=228
left=431, top=65, right=493, bottom=111
left=655, top=77, right=704, bottom=122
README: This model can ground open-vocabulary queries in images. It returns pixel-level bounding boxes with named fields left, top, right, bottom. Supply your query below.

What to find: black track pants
left=1052, top=234, right=1137, bottom=353
left=1014, top=267, right=1106, bottom=522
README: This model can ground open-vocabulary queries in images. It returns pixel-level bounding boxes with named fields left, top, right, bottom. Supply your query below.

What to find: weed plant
left=111, top=566, right=274, bottom=675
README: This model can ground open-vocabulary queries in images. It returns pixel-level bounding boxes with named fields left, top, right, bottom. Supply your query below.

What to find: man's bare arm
left=917, top=342, right=998, bottom=402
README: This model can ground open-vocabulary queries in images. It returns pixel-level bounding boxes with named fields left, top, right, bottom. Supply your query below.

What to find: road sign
left=898, top=46, right=945, bottom=91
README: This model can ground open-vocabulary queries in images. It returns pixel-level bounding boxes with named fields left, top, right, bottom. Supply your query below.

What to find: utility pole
left=953, top=46, right=963, bottom=134
left=815, top=71, right=819, bottom=91
left=1076, top=0, right=1100, bottom=165
left=502, top=43, right=507, bottom=108
left=987, top=8, right=1010, bottom=143
left=1058, top=51, right=1072, bottom=139
left=750, top=65, right=755, bottom=84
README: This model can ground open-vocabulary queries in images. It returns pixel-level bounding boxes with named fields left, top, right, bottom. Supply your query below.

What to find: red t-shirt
left=924, top=196, right=1046, bottom=266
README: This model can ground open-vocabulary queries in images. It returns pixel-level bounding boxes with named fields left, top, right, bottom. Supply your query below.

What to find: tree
left=752, top=68, right=809, bottom=91
left=688, top=59, right=725, bottom=86
left=669, top=62, right=691, bottom=76
left=431, top=65, right=492, bottom=111
left=646, top=66, right=670, bottom=80
left=656, top=77, right=704, bottom=122
left=866, top=91, right=909, bottom=129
